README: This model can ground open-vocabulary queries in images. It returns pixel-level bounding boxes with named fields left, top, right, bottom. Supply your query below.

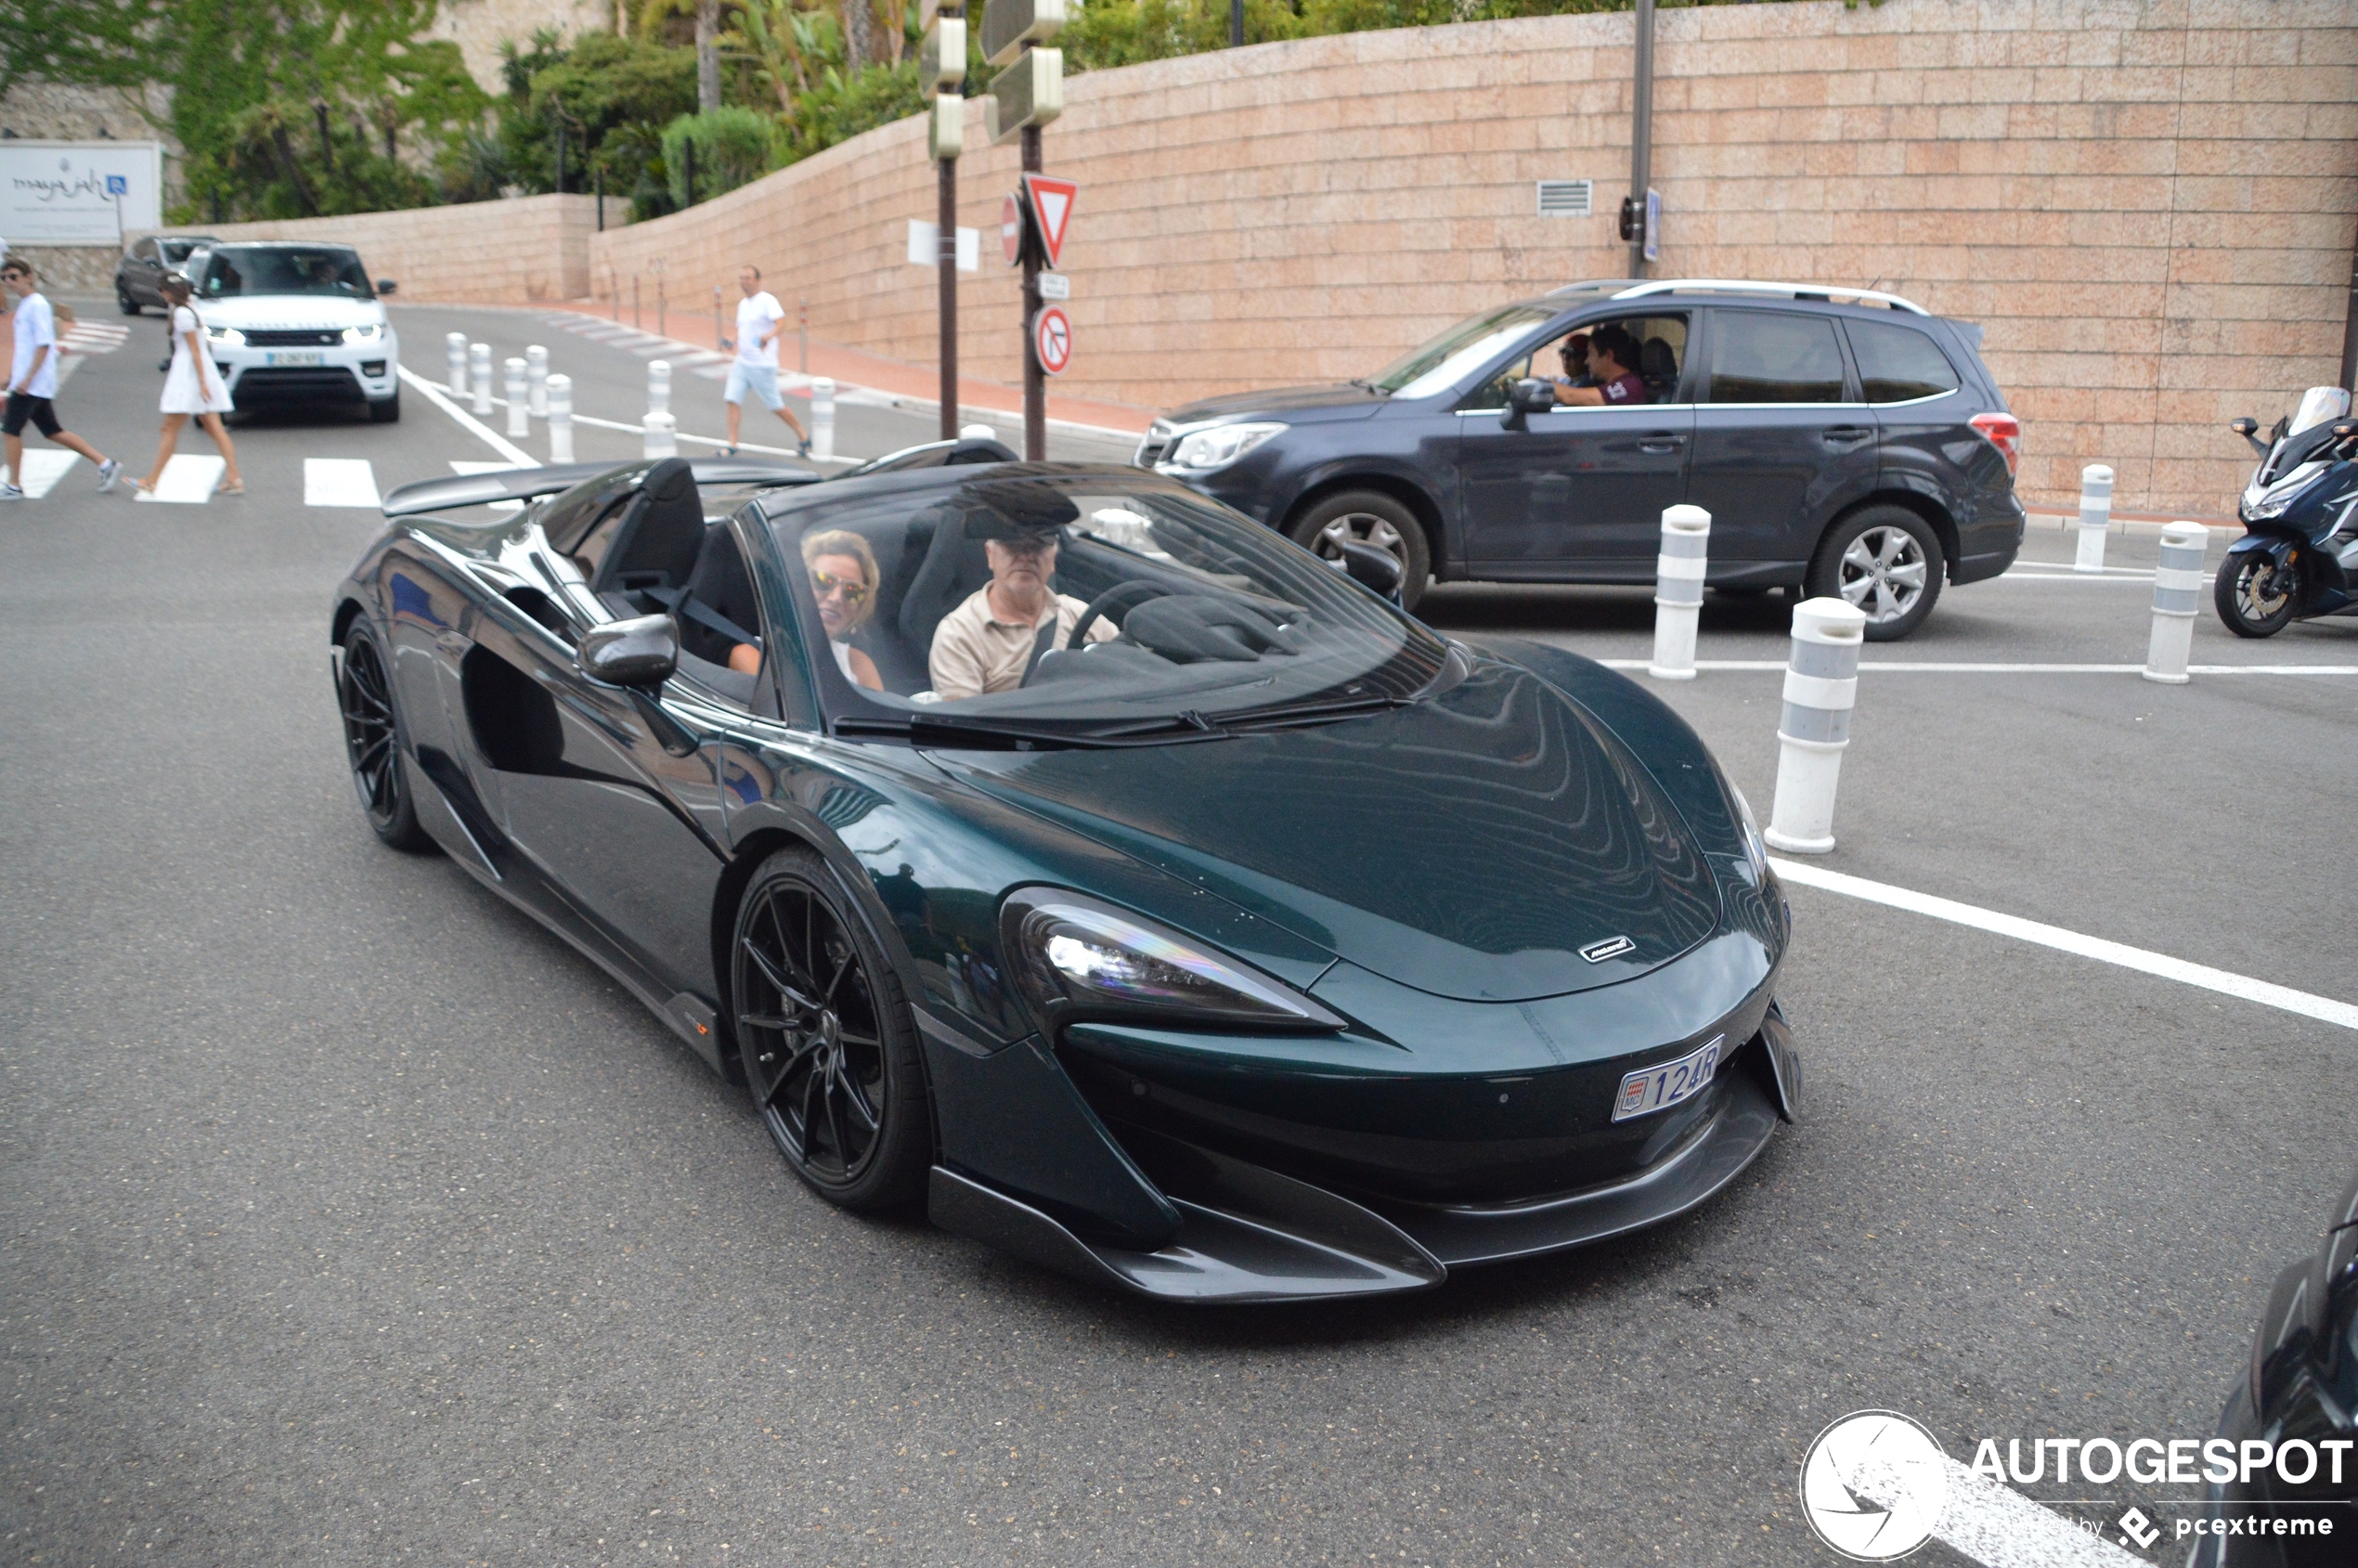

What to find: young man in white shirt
left=2, top=259, right=120, bottom=499
left=719, top=266, right=809, bottom=457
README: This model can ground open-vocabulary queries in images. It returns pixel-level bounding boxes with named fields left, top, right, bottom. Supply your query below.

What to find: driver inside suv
left=1549, top=324, right=1648, bottom=407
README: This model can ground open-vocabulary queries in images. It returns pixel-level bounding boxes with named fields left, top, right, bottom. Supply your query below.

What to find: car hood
left=1161, top=383, right=1388, bottom=424
left=197, top=295, right=385, bottom=331
left=929, top=658, right=1725, bottom=1003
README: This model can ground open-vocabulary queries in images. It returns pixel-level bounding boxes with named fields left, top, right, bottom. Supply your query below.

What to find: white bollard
left=526, top=345, right=549, bottom=417
left=960, top=423, right=998, bottom=442
left=469, top=343, right=493, bottom=416
left=1763, top=597, right=1868, bottom=856
left=643, top=409, right=678, bottom=460
left=2074, top=463, right=2114, bottom=573
left=545, top=374, right=575, bottom=463
left=446, top=331, right=468, bottom=395
left=1647, top=504, right=1713, bottom=680
left=810, top=377, right=836, bottom=460
left=646, top=359, right=671, bottom=417
left=2143, top=521, right=2209, bottom=684
left=504, top=357, right=529, bottom=437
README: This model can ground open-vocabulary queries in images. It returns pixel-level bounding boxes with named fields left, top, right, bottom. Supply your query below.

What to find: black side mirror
left=375, top=279, right=397, bottom=296
left=578, top=614, right=678, bottom=688
left=1501, top=377, right=1556, bottom=432
left=2230, top=417, right=2270, bottom=458
left=1337, top=540, right=1405, bottom=602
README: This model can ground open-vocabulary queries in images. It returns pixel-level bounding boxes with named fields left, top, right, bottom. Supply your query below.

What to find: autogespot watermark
left=1798, top=1410, right=2347, bottom=1561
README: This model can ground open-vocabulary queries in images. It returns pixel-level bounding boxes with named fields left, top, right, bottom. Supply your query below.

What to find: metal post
left=2144, top=522, right=2210, bottom=684
left=939, top=155, right=959, bottom=440
left=1648, top=504, right=1711, bottom=680
left=610, top=267, right=619, bottom=321
left=546, top=373, right=575, bottom=463
left=683, top=139, right=696, bottom=209
left=596, top=167, right=605, bottom=233
left=2073, top=464, right=2114, bottom=574
left=657, top=271, right=666, bottom=338
left=632, top=273, right=641, bottom=329
left=1628, top=0, right=1655, bottom=280
left=469, top=342, right=493, bottom=416
left=1021, top=124, right=1045, bottom=461
left=2342, top=227, right=2358, bottom=394
left=1763, top=597, right=1867, bottom=855
left=713, top=286, right=723, bottom=358
left=798, top=297, right=809, bottom=373
left=554, top=117, right=566, bottom=197
left=1230, top=0, right=1243, bottom=47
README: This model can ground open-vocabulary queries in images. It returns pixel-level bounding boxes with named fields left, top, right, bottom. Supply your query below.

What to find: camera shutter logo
left=1799, top=1411, right=1949, bottom=1561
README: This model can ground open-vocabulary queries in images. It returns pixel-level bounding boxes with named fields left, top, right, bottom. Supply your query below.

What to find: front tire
left=1807, top=505, right=1944, bottom=641
left=336, top=622, right=434, bottom=851
left=118, top=289, right=142, bottom=316
left=368, top=391, right=401, bottom=424
left=1289, top=490, right=1432, bottom=612
left=732, top=848, right=931, bottom=1211
left=2214, top=551, right=2297, bottom=638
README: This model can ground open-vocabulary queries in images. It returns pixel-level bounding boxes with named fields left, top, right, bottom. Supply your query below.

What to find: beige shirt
left=928, top=586, right=1115, bottom=700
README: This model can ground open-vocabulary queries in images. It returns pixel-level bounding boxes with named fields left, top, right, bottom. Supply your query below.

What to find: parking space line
left=1769, top=857, right=2358, bottom=1031
left=396, top=366, right=538, bottom=467
left=14, top=449, right=82, bottom=498
left=304, top=459, right=381, bottom=508
left=1597, top=660, right=2358, bottom=676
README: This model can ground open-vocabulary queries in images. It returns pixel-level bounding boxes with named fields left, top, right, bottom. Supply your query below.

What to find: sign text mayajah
left=1, top=142, right=164, bottom=245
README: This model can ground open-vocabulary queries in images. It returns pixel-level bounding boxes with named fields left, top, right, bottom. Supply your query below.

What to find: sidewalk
left=554, top=300, right=1155, bottom=439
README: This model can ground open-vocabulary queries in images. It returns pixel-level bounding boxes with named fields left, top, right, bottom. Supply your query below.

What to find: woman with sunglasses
left=755, top=528, right=883, bottom=691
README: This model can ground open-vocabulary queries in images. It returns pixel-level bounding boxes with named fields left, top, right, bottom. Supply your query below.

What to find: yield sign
left=1032, top=305, right=1072, bottom=376
left=1022, top=174, right=1077, bottom=268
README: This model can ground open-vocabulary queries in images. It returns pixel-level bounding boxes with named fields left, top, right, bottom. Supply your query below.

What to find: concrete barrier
left=2144, top=523, right=2210, bottom=684
left=1648, top=504, right=1712, bottom=681
left=1764, top=597, right=1867, bottom=856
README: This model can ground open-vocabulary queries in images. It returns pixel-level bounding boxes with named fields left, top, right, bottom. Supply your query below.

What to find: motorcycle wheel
left=2214, top=551, right=2299, bottom=639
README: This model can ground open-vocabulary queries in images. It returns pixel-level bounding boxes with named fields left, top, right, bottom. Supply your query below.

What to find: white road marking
left=1597, top=660, right=2358, bottom=676
left=304, top=459, right=381, bottom=508
left=59, top=321, right=132, bottom=354
left=1933, top=1458, right=2145, bottom=1568
left=395, top=365, right=538, bottom=467
left=1768, top=857, right=2358, bottom=1031
left=133, top=454, right=226, bottom=503
left=14, top=449, right=81, bottom=497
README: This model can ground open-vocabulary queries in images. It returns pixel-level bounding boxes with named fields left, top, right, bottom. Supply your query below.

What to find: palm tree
left=640, top=0, right=726, bottom=110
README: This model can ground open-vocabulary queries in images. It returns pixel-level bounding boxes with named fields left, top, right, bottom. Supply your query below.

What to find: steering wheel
left=1065, top=581, right=1173, bottom=651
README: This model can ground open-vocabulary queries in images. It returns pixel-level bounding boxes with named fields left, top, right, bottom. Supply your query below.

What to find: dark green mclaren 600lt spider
left=331, top=442, right=1797, bottom=1304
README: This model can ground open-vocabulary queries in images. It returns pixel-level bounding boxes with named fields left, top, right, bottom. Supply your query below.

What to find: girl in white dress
left=136, top=274, right=242, bottom=498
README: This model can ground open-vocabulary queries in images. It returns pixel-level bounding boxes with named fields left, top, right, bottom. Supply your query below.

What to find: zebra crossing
left=301, top=457, right=529, bottom=509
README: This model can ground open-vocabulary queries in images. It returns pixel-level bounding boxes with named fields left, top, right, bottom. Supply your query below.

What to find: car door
left=1456, top=314, right=1694, bottom=580
left=1686, top=308, right=1879, bottom=570
left=123, top=240, right=159, bottom=305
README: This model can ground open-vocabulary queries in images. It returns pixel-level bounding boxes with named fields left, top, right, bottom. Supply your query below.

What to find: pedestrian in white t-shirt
left=719, top=265, right=809, bottom=457
left=1, top=258, right=120, bottom=499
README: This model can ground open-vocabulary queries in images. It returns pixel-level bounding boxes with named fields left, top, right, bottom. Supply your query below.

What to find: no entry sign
left=1001, top=192, right=1023, bottom=266
left=1032, top=305, right=1072, bottom=376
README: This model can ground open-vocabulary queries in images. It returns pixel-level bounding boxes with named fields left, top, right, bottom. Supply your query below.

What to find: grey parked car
left=115, top=235, right=220, bottom=314
left=1139, top=279, right=2027, bottom=639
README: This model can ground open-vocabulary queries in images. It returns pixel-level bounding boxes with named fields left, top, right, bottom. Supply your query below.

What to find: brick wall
left=170, top=194, right=616, bottom=305
left=587, top=0, right=2358, bottom=516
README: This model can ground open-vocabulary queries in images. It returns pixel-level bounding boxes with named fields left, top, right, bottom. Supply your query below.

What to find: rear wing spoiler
left=381, top=458, right=822, bottom=518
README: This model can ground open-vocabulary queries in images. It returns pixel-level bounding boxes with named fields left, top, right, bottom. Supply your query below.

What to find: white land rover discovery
left=193, top=242, right=401, bottom=422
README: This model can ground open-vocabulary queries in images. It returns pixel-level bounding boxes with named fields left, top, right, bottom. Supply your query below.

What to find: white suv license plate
left=265, top=350, right=324, bottom=367
left=1612, top=1035, right=1724, bottom=1122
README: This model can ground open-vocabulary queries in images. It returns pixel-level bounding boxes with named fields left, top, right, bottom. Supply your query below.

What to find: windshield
left=159, top=239, right=209, bottom=264
left=769, top=472, right=1448, bottom=739
left=1367, top=304, right=1558, bottom=398
left=201, top=246, right=374, bottom=300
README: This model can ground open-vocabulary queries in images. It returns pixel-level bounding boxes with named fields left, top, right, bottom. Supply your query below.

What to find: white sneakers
left=97, top=458, right=122, bottom=492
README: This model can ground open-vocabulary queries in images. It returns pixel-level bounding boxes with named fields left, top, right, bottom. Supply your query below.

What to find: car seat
left=894, top=506, right=994, bottom=683
left=590, top=458, right=703, bottom=598
left=1639, top=337, right=1679, bottom=401
left=666, top=525, right=764, bottom=668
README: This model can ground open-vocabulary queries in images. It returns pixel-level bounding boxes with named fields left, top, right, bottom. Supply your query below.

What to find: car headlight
left=1002, top=888, right=1341, bottom=1030
left=206, top=326, right=246, bottom=347
left=343, top=322, right=383, bottom=345
left=1162, top=421, right=1286, bottom=473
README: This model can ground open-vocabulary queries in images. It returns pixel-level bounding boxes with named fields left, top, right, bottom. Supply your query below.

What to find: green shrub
left=662, top=105, right=786, bottom=207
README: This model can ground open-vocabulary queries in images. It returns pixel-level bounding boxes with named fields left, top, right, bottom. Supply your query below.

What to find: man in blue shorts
left=2, top=259, right=121, bottom=500
left=719, top=266, right=809, bottom=457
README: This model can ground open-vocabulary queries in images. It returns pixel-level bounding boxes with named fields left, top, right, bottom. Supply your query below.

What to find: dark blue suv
left=1137, top=279, right=2025, bottom=639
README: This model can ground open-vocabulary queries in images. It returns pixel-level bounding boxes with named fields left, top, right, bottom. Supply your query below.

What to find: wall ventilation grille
left=1535, top=179, right=1593, bottom=217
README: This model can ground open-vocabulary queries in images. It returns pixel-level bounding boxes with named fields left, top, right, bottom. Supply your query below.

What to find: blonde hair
left=800, top=529, right=879, bottom=632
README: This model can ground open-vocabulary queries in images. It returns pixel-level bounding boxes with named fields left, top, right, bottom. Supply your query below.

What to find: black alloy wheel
left=118, top=288, right=141, bottom=316
left=1289, top=490, right=1432, bottom=613
left=336, top=623, right=432, bottom=850
left=732, top=849, right=930, bottom=1210
left=2214, top=552, right=2297, bottom=639
left=1807, top=505, right=1945, bottom=642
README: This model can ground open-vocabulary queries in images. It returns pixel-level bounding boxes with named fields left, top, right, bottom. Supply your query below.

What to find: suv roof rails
left=1605, top=279, right=1931, bottom=316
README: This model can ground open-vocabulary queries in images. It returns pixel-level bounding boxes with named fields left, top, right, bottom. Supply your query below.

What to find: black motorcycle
left=2216, top=392, right=2358, bottom=638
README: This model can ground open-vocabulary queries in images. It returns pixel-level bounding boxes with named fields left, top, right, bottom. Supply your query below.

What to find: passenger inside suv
left=1551, top=325, right=1648, bottom=407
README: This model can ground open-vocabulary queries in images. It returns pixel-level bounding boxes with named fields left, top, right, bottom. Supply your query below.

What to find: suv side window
left=1845, top=318, right=1963, bottom=404
left=1464, top=314, right=1689, bottom=409
left=133, top=239, right=158, bottom=264
left=1704, top=311, right=1849, bottom=404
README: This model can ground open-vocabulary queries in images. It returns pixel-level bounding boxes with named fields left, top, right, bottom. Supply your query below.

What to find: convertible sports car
left=330, top=447, right=1798, bottom=1302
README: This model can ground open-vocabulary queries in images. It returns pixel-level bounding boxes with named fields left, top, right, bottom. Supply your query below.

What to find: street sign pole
left=939, top=150, right=959, bottom=440
left=1021, top=124, right=1045, bottom=460
left=924, top=2, right=967, bottom=440
left=1627, top=0, right=1655, bottom=279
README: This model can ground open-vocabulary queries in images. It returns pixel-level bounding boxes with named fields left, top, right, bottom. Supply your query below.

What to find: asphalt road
left=4, top=304, right=2353, bottom=1568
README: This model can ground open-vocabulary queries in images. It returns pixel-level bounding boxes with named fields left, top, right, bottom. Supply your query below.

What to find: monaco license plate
left=1612, top=1035, right=1724, bottom=1122
left=266, top=350, right=323, bottom=367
